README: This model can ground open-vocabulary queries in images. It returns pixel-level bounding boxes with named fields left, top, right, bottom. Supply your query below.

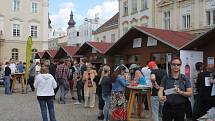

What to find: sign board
left=180, top=50, right=203, bottom=108
left=92, top=48, right=97, bottom=53
left=207, top=57, right=214, bottom=65
left=133, top=38, right=142, bottom=48
left=147, top=37, right=157, bottom=46
left=104, top=58, right=107, bottom=64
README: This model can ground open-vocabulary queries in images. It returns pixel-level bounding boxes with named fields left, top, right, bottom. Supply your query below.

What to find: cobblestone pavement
left=0, top=85, right=98, bottom=121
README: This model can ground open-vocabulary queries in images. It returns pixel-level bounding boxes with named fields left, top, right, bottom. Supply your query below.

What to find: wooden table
left=127, top=85, right=152, bottom=121
left=11, top=73, right=25, bottom=92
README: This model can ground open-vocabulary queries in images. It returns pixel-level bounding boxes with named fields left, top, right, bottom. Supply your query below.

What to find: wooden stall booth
left=105, top=26, right=195, bottom=120
left=54, top=46, right=81, bottom=62
left=42, top=50, right=57, bottom=64
left=75, top=41, right=113, bottom=69
left=106, top=26, right=195, bottom=70
left=35, top=51, right=45, bottom=60
left=181, top=27, right=215, bottom=65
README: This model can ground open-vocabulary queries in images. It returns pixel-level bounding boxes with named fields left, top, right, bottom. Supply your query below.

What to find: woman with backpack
left=158, top=57, right=192, bottom=121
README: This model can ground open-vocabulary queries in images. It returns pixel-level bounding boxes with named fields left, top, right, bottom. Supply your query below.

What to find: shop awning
left=180, top=27, right=215, bottom=50
left=76, top=41, right=113, bottom=55
left=42, top=50, right=57, bottom=59
left=106, top=26, right=195, bottom=54
left=54, top=46, right=80, bottom=59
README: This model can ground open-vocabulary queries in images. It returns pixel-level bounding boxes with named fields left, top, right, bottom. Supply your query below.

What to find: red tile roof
left=62, top=46, right=80, bottom=57
left=87, top=42, right=113, bottom=54
left=135, top=26, right=195, bottom=49
left=37, top=52, right=45, bottom=58
left=93, top=13, right=119, bottom=34
left=46, top=50, right=57, bottom=58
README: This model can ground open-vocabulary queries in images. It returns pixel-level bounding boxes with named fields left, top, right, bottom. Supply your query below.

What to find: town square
left=0, top=0, right=215, bottom=121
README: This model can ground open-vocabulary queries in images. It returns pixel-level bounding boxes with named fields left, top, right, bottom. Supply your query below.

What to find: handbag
left=112, top=107, right=127, bottom=120
left=88, top=79, right=93, bottom=87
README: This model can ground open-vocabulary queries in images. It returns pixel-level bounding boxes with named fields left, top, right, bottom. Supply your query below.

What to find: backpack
left=163, top=74, right=189, bottom=105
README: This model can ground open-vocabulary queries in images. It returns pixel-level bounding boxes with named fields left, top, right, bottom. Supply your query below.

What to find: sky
left=49, top=0, right=119, bottom=31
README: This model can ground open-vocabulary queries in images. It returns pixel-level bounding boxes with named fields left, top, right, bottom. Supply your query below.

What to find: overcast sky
left=49, top=0, right=119, bottom=31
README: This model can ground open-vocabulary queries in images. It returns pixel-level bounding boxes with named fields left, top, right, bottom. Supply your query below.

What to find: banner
left=25, top=36, right=32, bottom=91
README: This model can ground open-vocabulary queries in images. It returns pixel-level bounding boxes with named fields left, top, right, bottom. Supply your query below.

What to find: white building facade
left=93, top=13, right=119, bottom=43
left=67, top=10, right=101, bottom=46
left=0, top=0, right=48, bottom=62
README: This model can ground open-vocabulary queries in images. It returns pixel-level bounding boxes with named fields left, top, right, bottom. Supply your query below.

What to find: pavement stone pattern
left=0, top=85, right=98, bottom=121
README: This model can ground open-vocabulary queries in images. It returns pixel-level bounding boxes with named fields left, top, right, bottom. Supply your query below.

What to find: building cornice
left=9, top=17, right=24, bottom=22
left=0, top=14, right=4, bottom=17
left=93, top=24, right=118, bottom=35
left=28, top=19, right=40, bottom=23
left=157, top=0, right=174, bottom=7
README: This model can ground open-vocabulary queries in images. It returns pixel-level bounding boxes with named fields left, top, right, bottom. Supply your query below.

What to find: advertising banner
left=180, top=50, right=203, bottom=108
left=25, top=36, right=32, bottom=92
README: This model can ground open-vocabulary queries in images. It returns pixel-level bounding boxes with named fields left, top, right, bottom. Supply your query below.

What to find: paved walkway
left=0, top=85, right=98, bottom=121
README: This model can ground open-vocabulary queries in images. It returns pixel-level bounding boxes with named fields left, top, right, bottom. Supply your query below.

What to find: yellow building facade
left=0, top=0, right=48, bottom=63
left=155, top=0, right=215, bottom=35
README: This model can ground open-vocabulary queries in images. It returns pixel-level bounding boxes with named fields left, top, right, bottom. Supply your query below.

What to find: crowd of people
left=0, top=57, right=215, bottom=121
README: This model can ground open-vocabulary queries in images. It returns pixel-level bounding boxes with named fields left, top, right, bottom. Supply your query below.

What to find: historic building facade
left=67, top=10, right=101, bottom=46
left=93, top=13, right=119, bottom=43
left=0, top=0, right=49, bottom=62
left=155, top=0, right=215, bottom=34
left=118, top=0, right=215, bottom=37
left=118, top=0, right=157, bottom=37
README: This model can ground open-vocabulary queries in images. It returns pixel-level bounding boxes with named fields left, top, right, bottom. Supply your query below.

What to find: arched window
left=122, top=21, right=128, bottom=35
left=32, top=48, right=38, bottom=59
left=12, top=48, right=19, bottom=61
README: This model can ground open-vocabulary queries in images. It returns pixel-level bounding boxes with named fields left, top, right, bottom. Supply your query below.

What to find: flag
left=25, top=36, right=32, bottom=91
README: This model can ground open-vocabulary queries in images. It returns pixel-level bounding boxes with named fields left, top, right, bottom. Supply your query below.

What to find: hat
left=129, top=64, right=140, bottom=70
left=147, top=61, right=157, bottom=69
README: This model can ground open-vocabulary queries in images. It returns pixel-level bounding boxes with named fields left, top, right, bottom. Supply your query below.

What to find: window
left=32, top=2, right=38, bottom=13
left=206, top=10, right=215, bottom=26
left=103, top=36, right=106, bottom=41
left=213, top=10, right=215, bottom=25
left=111, top=34, right=115, bottom=43
left=13, top=24, right=20, bottom=37
left=12, top=48, right=19, bottom=61
left=131, top=18, right=138, bottom=26
left=77, top=32, right=79, bottom=37
left=123, top=1, right=128, bottom=16
left=163, top=11, right=170, bottom=30
left=31, top=25, right=38, bottom=37
left=123, top=26, right=128, bottom=34
left=206, top=11, right=211, bottom=25
left=131, top=0, right=137, bottom=14
left=13, top=0, right=20, bottom=11
left=31, top=49, right=37, bottom=59
left=182, top=14, right=191, bottom=29
left=141, top=0, right=147, bottom=10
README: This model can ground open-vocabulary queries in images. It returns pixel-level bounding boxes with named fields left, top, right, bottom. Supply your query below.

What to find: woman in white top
left=34, top=65, right=57, bottom=121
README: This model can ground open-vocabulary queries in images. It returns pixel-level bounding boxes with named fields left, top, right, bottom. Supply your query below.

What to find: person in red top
left=55, top=59, right=70, bottom=104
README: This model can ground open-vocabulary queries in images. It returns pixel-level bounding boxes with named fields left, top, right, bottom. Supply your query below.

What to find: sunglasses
left=171, top=63, right=181, bottom=67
